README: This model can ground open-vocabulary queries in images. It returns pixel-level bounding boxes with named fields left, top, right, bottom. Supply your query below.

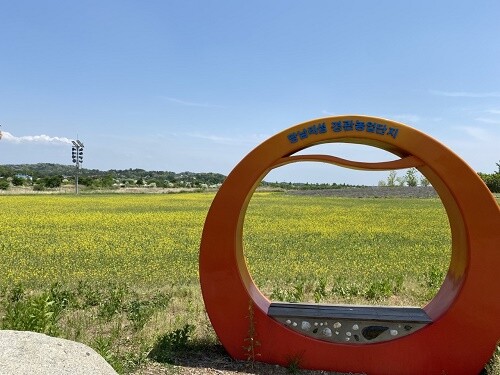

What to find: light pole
left=71, top=140, right=84, bottom=194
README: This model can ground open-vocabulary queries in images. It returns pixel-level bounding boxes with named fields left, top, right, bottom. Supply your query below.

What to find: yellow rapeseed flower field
left=0, top=192, right=451, bottom=305
left=244, top=193, right=451, bottom=304
left=0, top=193, right=211, bottom=288
left=6, top=192, right=499, bottom=375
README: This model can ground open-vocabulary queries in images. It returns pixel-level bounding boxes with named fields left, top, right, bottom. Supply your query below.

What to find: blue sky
left=1, top=1, right=499, bottom=185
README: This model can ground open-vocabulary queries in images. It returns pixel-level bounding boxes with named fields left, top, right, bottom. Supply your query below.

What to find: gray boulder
left=0, top=330, right=118, bottom=375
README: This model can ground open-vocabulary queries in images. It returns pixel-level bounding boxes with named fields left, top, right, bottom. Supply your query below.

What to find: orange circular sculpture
left=199, top=115, right=500, bottom=375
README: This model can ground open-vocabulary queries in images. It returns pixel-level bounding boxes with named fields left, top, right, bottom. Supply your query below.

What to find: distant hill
left=1, top=163, right=101, bottom=177
left=0, top=163, right=359, bottom=190
left=0, top=163, right=227, bottom=188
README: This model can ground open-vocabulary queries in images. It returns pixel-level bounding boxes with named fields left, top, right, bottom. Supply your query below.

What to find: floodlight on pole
left=71, top=139, right=84, bottom=194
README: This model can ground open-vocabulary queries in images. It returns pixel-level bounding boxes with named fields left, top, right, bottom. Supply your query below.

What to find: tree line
left=478, top=161, right=500, bottom=193
left=378, top=164, right=500, bottom=193
left=0, top=164, right=226, bottom=191
left=378, top=168, right=429, bottom=187
left=0, top=162, right=499, bottom=193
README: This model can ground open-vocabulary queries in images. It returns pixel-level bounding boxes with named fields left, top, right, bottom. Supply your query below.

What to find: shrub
left=125, top=299, right=154, bottom=331
left=0, top=179, right=9, bottom=190
left=479, top=172, right=500, bottom=193
left=97, top=283, right=128, bottom=320
left=42, top=175, right=63, bottom=188
left=1, top=291, right=63, bottom=335
left=148, top=324, right=195, bottom=362
left=33, top=183, right=45, bottom=191
left=365, top=279, right=393, bottom=300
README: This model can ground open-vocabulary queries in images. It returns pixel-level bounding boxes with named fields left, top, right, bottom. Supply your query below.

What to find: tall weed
left=1, top=290, right=63, bottom=336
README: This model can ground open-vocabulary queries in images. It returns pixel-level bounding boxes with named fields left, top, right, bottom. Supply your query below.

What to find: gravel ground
left=132, top=345, right=358, bottom=375
left=133, top=361, right=350, bottom=375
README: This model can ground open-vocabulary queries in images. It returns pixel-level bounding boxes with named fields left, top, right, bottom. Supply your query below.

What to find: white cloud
left=388, top=114, right=420, bottom=124
left=475, top=117, right=500, bottom=125
left=443, top=126, right=500, bottom=172
left=0, top=131, right=72, bottom=145
left=184, top=132, right=268, bottom=145
left=455, top=126, right=493, bottom=142
left=162, top=96, right=224, bottom=108
left=321, top=110, right=337, bottom=116
left=485, top=109, right=500, bottom=115
left=430, top=90, right=500, bottom=98
left=318, top=112, right=421, bottom=125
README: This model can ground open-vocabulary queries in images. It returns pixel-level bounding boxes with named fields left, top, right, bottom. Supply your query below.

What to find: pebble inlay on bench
left=268, top=302, right=432, bottom=344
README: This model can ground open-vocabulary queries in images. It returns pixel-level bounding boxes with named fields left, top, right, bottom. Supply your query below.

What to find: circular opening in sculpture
left=242, top=146, right=452, bottom=307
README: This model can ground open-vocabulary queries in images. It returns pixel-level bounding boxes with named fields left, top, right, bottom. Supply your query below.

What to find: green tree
left=33, top=184, right=45, bottom=191
left=42, top=175, right=63, bottom=188
left=101, top=175, right=115, bottom=188
left=478, top=162, right=500, bottom=193
left=420, top=176, right=430, bottom=187
left=479, top=172, right=500, bottom=193
left=0, top=166, right=14, bottom=178
left=79, top=176, right=95, bottom=187
left=0, top=179, right=10, bottom=190
left=387, top=171, right=397, bottom=187
left=12, top=176, right=25, bottom=186
left=405, top=168, right=418, bottom=187
left=396, top=176, right=406, bottom=186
